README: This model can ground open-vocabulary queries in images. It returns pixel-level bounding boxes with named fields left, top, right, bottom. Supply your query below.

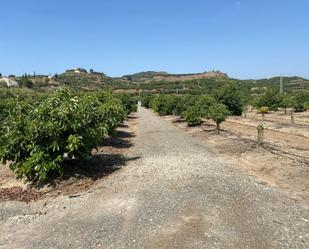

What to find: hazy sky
left=1, top=0, right=308, bottom=79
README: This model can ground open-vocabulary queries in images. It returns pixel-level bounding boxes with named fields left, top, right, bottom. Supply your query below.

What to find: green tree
left=0, top=88, right=127, bottom=181
left=19, top=74, right=33, bottom=88
left=214, top=83, right=243, bottom=116
left=184, top=105, right=202, bottom=126
left=280, top=95, right=294, bottom=114
left=208, top=103, right=230, bottom=133
left=256, top=89, right=282, bottom=111
left=293, top=92, right=309, bottom=112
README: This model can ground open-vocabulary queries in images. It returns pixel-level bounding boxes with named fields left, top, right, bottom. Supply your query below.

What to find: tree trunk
left=216, top=122, right=220, bottom=134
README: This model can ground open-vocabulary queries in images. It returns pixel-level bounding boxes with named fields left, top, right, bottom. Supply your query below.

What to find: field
left=1, top=86, right=309, bottom=248
left=161, top=109, right=309, bottom=205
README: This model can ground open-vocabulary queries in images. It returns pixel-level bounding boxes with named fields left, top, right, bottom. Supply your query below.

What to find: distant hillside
left=2, top=69, right=308, bottom=95
left=56, top=71, right=114, bottom=89
left=243, top=76, right=309, bottom=93
left=121, top=70, right=228, bottom=83
left=9, top=70, right=134, bottom=90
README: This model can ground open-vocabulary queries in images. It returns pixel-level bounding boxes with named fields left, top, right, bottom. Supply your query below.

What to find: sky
left=1, top=0, right=309, bottom=79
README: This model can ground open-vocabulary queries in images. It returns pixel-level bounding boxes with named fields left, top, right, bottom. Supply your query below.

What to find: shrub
left=0, top=88, right=126, bottom=181
left=141, top=95, right=151, bottom=108
left=293, top=103, right=305, bottom=112
left=117, top=93, right=137, bottom=114
left=293, top=92, right=309, bottom=112
left=172, top=95, right=195, bottom=117
left=150, top=94, right=177, bottom=115
left=208, top=103, right=230, bottom=133
left=184, top=106, right=202, bottom=126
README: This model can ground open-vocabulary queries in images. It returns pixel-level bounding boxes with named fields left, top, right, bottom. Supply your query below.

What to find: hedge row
left=0, top=88, right=136, bottom=181
left=143, top=94, right=230, bottom=129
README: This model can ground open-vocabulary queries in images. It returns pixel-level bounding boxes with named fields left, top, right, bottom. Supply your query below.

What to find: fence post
left=257, top=124, right=264, bottom=145
left=291, top=110, right=295, bottom=125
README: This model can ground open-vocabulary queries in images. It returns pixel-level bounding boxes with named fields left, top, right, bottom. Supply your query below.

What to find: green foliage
left=293, top=102, right=305, bottom=112
left=293, top=92, right=309, bottom=112
left=279, top=95, right=294, bottom=113
left=0, top=88, right=128, bottom=181
left=208, top=103, right=230, bottom=132
left=116, top=93, right=137, bottom=114
left=141, top=95, right=152, bottom=108
left=183, top=106, right=202, bottom=126
left=172, top=95, right=196, bottom=117
left=148, top=94, right=226, bottom=128
left=150, top=95, right=178, bottom=115
left=255, top=89, right=282, bottom=111
left=19, top=74, right=34, bottom=88
left=214, top=83, right=243, bottom=116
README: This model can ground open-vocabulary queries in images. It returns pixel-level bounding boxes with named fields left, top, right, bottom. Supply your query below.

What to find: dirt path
left=0, top=107, right=308, bottom=249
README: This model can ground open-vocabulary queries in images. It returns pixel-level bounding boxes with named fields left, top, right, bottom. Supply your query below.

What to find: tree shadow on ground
left=31, top=119, right=138, bottom=190
left=100, top=130, right=136, bottom=149
left=172, top=117, right=185, bottom=123
left=32, top=154, right=141, bottom=190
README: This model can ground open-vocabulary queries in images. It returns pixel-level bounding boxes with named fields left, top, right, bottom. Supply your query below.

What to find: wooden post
left=291, top=110, right=295, bottom=125
left=257, top=124, right=264, bottom=145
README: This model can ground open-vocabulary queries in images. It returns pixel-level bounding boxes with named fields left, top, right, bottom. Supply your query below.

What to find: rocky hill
left=121, top=70, right=228, bottom=83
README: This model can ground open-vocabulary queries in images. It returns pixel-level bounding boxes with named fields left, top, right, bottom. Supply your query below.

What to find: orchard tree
left=208, top=103, right=230, bottom=133
left=293, top=92, right=309, bottom=112
left=257, top=88, right=282, bottom=111
left=280, top=95, right=294, bottom=114
left=184, top=105, right=202, bottom=126
left=214, top=83, right=244, bottom=116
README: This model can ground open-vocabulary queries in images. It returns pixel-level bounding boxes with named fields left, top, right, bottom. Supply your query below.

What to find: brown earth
left=148, top=71, right=228, bottom=82
left=0, top=114, right=137, bottom=203
left=161, top=110, right=309, bottom=207
left=1, top=107, right=308, bottom=249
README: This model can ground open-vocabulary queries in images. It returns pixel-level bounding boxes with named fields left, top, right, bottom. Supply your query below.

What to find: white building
left=0, top=77, right=19, bottom=87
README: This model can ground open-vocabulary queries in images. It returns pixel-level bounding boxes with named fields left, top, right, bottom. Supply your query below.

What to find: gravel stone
left=0, top=107, right=308, bottom=249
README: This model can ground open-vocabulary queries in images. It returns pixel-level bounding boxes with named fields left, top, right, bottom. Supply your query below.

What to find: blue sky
left=1, top=0, right=308, bottom=79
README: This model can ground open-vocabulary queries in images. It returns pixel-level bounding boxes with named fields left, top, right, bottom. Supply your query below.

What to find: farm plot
left=161, top=110, right=309, bottom=205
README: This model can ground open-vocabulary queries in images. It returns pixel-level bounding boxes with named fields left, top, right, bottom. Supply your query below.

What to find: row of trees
left=142, top=94, right=231, bottom=132
left=252, top=89, right=309, bottom=113
left=0, top=88, right=137, bottom=181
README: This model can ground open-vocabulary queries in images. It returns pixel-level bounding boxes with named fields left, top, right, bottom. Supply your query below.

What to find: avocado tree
left=208, top=103, right=230, bottom=133
left=214, top=83, right=244, bottom=116
left=184, top=105, right=202, bottom=126
left=280, top=95, right=294, bottom=114
left=256, top=89, right=282, bottom=111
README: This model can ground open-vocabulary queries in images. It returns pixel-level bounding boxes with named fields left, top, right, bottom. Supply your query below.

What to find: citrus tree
left=208, top=103, right=230, bottom=133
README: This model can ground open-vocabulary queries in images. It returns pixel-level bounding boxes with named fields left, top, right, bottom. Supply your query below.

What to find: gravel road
left=1, top=106, right=308, bottom=249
